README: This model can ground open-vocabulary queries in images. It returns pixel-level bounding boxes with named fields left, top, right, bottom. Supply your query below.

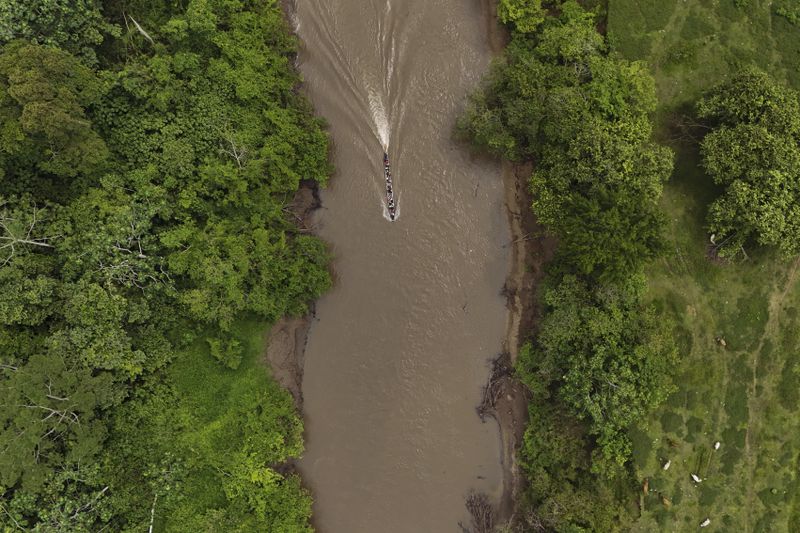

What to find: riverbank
left=264, top=179, right=323, bottom=410
left=489, top=161, right=556, bottom=523
left=477, top=0, right=556, bottom=525
left=263, top=0, right=322, bottom=412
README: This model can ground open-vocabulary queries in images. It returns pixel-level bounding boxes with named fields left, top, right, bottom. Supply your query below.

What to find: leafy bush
left=698, top=69, right=800, bottom=257
left=0, top=0, right=118, bottom=65
left=518, top=275, right=677, bottom=475
left=497, top=0, right=545, bottom=33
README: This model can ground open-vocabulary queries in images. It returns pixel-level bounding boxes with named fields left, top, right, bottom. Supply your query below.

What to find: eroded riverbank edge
left=490, top=160, right=555, bottom=524
left=263, top=180, right=321, bottom=411
left=264, top=0, right=319, bottom=414
left=479, top=0, right=557, bottom=525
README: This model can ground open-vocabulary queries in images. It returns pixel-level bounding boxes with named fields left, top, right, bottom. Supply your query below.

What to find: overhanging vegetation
left=0, top=0, right=329, bottom=529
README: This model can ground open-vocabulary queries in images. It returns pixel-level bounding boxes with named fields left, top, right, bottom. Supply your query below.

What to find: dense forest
left=463, top=0, right=800, bottom=530
left=0, top=0, right=329, bottom=530
left=4, top=0, right=800, bottom=531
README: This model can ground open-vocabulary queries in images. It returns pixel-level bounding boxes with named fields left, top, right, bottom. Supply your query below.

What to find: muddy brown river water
left=291, top=0, right=510, bottom=530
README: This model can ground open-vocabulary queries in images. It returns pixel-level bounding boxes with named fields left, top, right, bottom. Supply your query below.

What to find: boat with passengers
left=383, top=152, right=396, bottom=221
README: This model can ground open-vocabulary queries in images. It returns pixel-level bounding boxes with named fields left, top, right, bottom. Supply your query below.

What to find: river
left=291, top=0, right=510, bottom=530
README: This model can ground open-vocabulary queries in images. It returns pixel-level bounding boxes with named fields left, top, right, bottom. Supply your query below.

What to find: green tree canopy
left=460, top=1, right=672, bottom=280
left=0, top=0, right=117, bottom=65
left=497, top=0, right=546, bottom=34
left=0, top=0, right=330, bottom=529
left=517, top=275, right=678, bottom=473
left=699, top=69, right=800, bottom=257
left=0, top=42, right=108, bottom=182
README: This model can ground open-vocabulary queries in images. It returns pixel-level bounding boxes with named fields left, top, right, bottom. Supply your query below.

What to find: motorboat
left=383, top=152, right=396, bottom=221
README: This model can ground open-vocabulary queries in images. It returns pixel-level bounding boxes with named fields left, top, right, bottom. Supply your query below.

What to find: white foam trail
left=368, top=88, right=390, bottom=149
left=387, top=34, right=395, bottom=91
left=288, top=0, right=300, bottom=32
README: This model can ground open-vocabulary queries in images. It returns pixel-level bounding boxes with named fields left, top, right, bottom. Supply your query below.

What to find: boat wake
left=368, top=88, right=390, bottom=149
left=369, top=86, right=397, bottom=221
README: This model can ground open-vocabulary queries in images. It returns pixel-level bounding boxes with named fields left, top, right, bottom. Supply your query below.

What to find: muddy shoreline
left=491, top=161, right=555, bottom=525
left=477, top=0, right=556, bottom=526
left=263, top=179, right=321, bottom=410
left=264, top=0, right=320, bottom=413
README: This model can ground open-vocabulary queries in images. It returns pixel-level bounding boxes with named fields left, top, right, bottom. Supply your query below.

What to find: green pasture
left=630, top=145, right=800, bottom=531
left=609, top=1, right=800, bottom=530
left=608, top=0, right=800, bottom=107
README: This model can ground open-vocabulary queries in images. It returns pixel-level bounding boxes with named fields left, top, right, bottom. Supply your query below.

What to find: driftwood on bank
left=458, top=491, right=494, bottom=533
left=477, top=352, right=513, bottom=422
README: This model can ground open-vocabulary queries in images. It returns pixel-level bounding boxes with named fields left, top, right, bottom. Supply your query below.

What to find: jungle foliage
left=460, top=1, right=677, bottom=530
left=519, top=275, right=677, bottom=475
left=698, top=69, right=800, bottom=258
left=460, top=1, right=672, bottom=282
left=0, top=0, right=329, bottom=530
left=496, top=0, right=545, bottom=34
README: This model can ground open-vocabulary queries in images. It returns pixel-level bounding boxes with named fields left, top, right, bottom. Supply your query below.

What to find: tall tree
left=0, top=0, right=116, bottom=65
left=699, top=69, right=800, bottom=257
left=517, top=274, right=677, bottom=474
left=0, top=42, right=108, bottom=183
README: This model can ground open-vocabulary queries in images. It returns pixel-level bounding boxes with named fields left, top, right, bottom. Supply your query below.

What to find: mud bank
left=474, top=1, right=558, bottom=525
left=487, top=161, right=555, bottom=525
left=264, top=179, right=322, bottom=410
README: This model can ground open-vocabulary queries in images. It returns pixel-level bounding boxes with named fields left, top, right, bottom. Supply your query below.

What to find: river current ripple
left=293, top=1, right=510, bottom=530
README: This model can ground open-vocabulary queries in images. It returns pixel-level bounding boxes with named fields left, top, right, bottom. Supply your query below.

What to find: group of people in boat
left=383, top=152, right=396, bottom=220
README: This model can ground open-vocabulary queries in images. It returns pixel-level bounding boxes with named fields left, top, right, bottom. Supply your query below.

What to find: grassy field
left=608, top=1, right=800, bottom=531
left=166, top=320, right=272, bottom=515
left=608, top=0, right=800, bottom=106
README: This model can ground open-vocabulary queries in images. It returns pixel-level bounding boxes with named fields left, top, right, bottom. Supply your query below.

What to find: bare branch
left=0, top=503, right=23, bottom=530
left=128, top=15, right=154, bottom=44
left=219, top=133, right=248, bottom=168
left=46, top=380, right=69, bottom=401
left=69, top=486, right=110, bottom=521
left=21, top=404, right=80, bottom=425
left=0, top=204, right=58, bottom=265
left=148, top=493, right=158, bottom=533
left=459, top=492, right=494, bottom=533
